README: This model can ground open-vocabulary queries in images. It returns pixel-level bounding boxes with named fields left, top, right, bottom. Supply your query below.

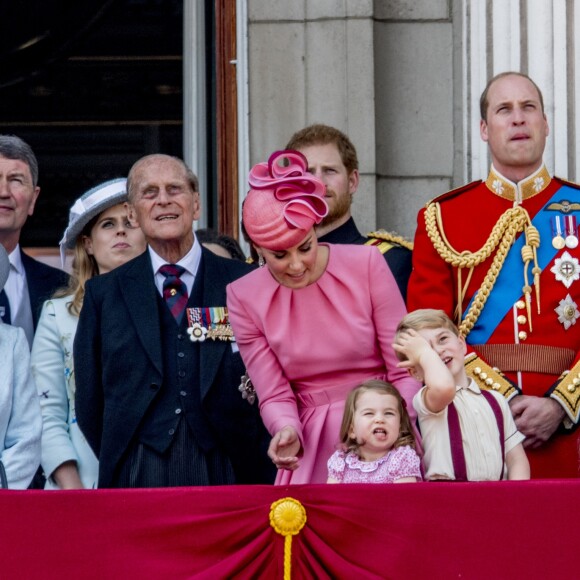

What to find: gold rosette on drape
left=269, top=497, right=307, bottom=579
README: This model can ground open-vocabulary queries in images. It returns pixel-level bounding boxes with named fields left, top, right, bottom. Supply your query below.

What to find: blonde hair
left=395, top=309, right=459, bottom=362
left=339, top=380, right=417, bottom=454
left=53, top=218, right=101, bottom=316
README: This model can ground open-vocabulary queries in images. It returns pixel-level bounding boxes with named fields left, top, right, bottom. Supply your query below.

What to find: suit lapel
left=118, top=249, right=233, bottom=396
left=120, top=252, right=163, bottom=375
left=20, top=250, right=47, bottom=326
left=198, top=250, right=230, bottom=399
left=20, top=249, right=69, bottom=328
left=20, top=250, right=38, bottom=310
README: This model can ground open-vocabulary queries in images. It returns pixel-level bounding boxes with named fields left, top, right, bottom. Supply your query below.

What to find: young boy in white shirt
left=393, top=309, right=529, bottom=481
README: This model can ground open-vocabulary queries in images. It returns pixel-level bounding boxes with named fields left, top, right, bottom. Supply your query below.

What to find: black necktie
left=0, top=289, right=11, bottom=324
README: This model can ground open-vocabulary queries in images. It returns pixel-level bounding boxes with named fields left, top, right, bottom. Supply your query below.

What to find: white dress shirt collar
left=7, top=244, right=25, bottom=275
left=149, top=236, right=202, bottom=296
left=456, top=378, right=481, bottom=395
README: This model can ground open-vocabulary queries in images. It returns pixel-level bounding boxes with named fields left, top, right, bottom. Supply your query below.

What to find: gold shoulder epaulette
left=550, top=363, right=580, bottom=427
left=426, top=180, right=482, bottom=207
left=553, top=175, right=580, bottom=191
left=365, top=230, right=413, bottom=252
left=464, top=352, right=518, bottom=400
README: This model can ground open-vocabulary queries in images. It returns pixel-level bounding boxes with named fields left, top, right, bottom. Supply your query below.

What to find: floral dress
left=327, top=446, right=421, bottom=483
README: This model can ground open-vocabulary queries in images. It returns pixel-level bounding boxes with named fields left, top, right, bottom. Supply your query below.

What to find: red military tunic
left=408, top=164, right=580, bottom=478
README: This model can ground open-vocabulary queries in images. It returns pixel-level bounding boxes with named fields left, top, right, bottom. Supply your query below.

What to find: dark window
left=0, top=0, right=183, bottom=247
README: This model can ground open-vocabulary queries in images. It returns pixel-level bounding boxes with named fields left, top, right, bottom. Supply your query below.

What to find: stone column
left=463, top=0, right=579, bottom=181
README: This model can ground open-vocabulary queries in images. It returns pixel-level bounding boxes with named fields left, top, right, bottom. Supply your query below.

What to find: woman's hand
left=268, top=426, right=301, bottom=471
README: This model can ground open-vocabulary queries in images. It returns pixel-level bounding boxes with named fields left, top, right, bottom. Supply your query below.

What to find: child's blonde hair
left=340, top=380, right=417, bottom=454
left=395, top=309, right=460, bottom=362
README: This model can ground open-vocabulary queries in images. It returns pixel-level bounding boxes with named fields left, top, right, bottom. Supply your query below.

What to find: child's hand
left=392, top=329, right=433, bottom=370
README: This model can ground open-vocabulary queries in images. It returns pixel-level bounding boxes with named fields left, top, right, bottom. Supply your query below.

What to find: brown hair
left=395, top=309, right=459, bottom=362
left=480, top=71, right=545, bottom=121
left=340, top=380, right=417, bottom=454
left=285, top=124, right=359, bottom=175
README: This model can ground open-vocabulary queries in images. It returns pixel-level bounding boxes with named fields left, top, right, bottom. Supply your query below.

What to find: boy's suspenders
left=447, top=391, right=505, bottom=481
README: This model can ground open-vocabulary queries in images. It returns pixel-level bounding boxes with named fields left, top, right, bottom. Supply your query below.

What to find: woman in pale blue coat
left=30, top=179, right=146, bottom=489
left=0, top=243, right=41, bottom=489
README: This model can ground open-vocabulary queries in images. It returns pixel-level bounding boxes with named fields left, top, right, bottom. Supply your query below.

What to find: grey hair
left=0, top=135, right=39, bottom=186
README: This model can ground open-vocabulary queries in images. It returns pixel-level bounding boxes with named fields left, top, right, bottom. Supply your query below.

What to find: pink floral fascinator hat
left=243, top=150, right=328, bottom=250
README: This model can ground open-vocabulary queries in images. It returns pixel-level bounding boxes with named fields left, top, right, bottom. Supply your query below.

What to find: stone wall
left=247, top=0, right=461, bottom=239
left=248, top=0, right=378, bottom=234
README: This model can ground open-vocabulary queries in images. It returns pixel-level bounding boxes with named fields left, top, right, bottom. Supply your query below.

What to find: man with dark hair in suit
left=285, top=124, right=413, bottom=301
left=0, top=135, right=68, bottom=348
left=75, top=153, right=274, bottom=488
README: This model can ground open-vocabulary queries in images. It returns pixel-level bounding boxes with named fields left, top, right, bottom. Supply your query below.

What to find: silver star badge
left=555, top=294, right=580, bottom=330
left=550, top=251, right=580, bottom=289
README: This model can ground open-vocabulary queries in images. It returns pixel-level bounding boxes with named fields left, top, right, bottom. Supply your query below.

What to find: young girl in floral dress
left=327, top=380, right=421, bottom=483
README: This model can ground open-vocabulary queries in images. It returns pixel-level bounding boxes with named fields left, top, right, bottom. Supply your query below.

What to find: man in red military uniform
left=408, top=71, right=580, bottom=478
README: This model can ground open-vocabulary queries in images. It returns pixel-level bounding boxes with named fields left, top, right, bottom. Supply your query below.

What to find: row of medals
left=552, top=214, right=578, bottom=249
left=550, top=214, right=580, bottom=332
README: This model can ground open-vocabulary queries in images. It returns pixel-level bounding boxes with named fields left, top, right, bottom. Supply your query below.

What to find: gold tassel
left=526, top=224, right=542, bottom=315
left=270, top=498, right=307, bottom=580
left=521, top=242, right=534, bottom=332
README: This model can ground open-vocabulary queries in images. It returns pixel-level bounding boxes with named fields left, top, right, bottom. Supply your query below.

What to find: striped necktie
left=159, top=264, right=188, bottom=324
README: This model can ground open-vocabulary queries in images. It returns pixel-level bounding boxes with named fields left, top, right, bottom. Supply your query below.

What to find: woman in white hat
left=0, top=243, right=42, bottom=488
left=30, top=178, right=146, bottom=489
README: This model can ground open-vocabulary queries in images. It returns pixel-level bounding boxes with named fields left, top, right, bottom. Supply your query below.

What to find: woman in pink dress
left=227, top=150, right=419, bottom=484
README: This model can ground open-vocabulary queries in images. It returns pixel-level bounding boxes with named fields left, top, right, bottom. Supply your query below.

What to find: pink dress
left=327, top=447, right=422, bottom=483
left=227, top=244, right=420, bottom=484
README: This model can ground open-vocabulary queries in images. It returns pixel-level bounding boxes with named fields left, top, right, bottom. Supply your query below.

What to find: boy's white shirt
left=413, top=378, right=524, bottom=481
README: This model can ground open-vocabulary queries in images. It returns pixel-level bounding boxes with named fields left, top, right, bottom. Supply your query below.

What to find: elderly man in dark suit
left=0, top=135, right=68, bottom=348
left=74, top=153, right=274, bottom=488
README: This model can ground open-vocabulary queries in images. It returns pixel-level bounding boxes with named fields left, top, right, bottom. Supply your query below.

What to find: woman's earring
left=258, top=254, right=265, bottom=267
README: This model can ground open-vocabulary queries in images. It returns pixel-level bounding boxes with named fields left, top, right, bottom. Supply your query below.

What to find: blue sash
left=466, top=185, right=578, bottom=344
